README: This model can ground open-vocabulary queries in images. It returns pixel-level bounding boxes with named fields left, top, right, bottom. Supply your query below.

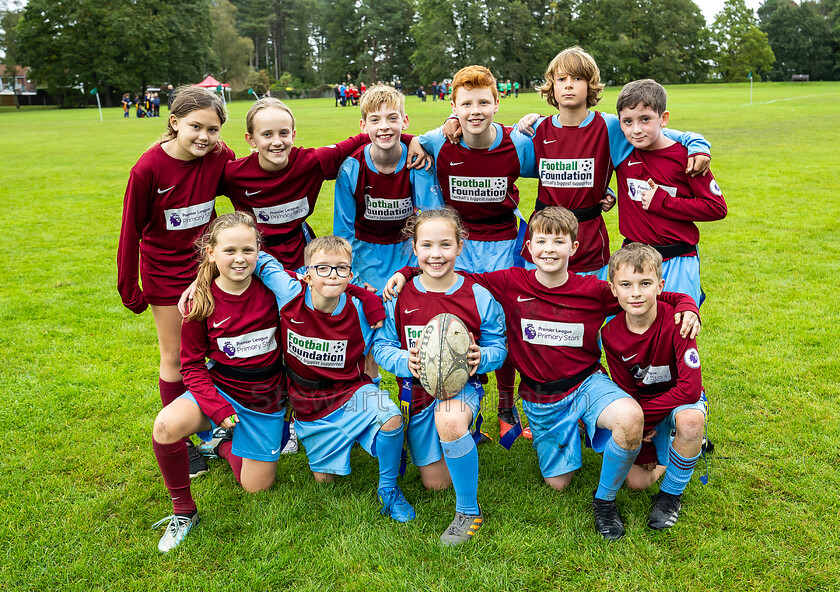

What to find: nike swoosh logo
left=621, top=353, right=637, bottom=361
left=542, top=139, right=556, bottom=144
left=212, top=316, right=231, bottom=328
left=450, top=161, right=464, bottom=166
left=157, top=185, right=175, bottom=194
left=365, top=185, right=373, bottom=190
left=516, top=296, right=534, bottom=302
left=245, top=190, right=261, bottom=197
left=628, top=161, right=642, bottom=166
left=271, top=446, right=283, bottom=454
left=290, top=318, right=304, bottom=324
left=404, top=308, right=419, bottom=314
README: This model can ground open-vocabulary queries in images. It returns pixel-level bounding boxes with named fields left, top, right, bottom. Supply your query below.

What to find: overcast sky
left=695, top=0, right=764, bottom=23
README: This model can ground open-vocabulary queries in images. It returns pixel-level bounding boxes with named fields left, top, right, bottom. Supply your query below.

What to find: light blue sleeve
left=604, top=112, right=712, bottom=167
left=370, top=298, right=412, bottom=377
left=661, top=128, right=711, bottom=157
left=410, top=165, right=444, bottom=211
left=351, top=297, right=375, bottom=355
left=255, top=251, right=303, bottom=309
left=510, top=127, right=538, bottom=179
left=471, top=284, right=508, bottom=374
left=333, top=157, right=360, bottom=240
left=418, top=126, right=447, bottom=164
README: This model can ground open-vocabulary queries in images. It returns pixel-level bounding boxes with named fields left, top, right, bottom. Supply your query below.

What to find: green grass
left=1, top=81, right=839, bottom=591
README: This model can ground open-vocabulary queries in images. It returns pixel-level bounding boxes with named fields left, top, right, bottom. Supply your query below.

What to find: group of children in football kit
left=118, top=45, right=726, bottom=552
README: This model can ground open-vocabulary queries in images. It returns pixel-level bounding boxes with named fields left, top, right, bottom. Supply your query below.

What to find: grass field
left=2, top=81, right=839, bottom=591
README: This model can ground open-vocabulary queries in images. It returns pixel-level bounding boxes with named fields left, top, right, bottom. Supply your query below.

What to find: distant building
left=0, top=65, right=36, bottom=93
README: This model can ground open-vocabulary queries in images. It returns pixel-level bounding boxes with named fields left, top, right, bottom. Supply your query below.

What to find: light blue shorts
left=350, top=238, right=417, bottom=294
left=295, top=384, right=401, bottom=475
left=180, top=390, right=287, bottom=462
left=456, top=238, right=516, bottom=273
left=522, top=372, right=630, bottom=478
left=662, top=254, right=704, bottom=307
left=406, top=383, right=481, bottom=467
left=650, top=393, right=708, bottom=466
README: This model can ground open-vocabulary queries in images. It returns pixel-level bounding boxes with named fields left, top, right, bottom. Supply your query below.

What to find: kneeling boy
left=602, top=243, right=707, bottom=530
left=256, top=236, right=415, bottom=522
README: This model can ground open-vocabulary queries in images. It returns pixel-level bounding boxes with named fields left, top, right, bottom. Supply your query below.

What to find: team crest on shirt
left=164, top=199, right=215, bottom=230
left=449, top=176, right=507, bottom=203
left=252, top=197, right=309, bottom=225
left=286, top=330, right=347, bottom=368
left=216, top=328, right=277, bottom=359
left=520, top=319, right=583, bottom=347
left=684, top=348, right=701, bottom=368
left=709, top=180, right=722, bottom=196
left=539, top=158, right=595, bottom=188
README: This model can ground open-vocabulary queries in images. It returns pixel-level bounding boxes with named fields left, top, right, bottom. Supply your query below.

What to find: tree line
left=2, top=0, right=839, bottom=107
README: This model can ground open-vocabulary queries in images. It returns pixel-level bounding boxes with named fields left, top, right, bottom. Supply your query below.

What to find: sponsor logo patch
left=633, top=364, right=672, bottom=385
left=364, top=195, right=413, bottom=221
left=626, top=179, right=676, bottom=201
left=253, top=197, right=309, bottom=225
left=286, top=330, right=347, bottom=368
left=520, top=319, right=584, bottom=347
left=404, top=325, right=425, bottom=349
left=449, top=176, right=507, bottom=203
left=539, top=158, right=594, bottom=188
left=164, top=199, right=215, bottom=230
left=216, top=327, right=277, bottom=359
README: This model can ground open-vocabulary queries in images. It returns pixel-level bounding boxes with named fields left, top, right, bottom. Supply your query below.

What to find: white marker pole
left=95, top=92, right=103, bottom=121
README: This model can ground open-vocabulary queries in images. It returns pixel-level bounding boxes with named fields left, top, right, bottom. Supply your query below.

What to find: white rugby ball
left=418, top=313, right=472, bottom=400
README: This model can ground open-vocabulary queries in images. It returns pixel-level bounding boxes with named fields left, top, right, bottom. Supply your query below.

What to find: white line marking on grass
left=745, top=93, right=840, bottom=106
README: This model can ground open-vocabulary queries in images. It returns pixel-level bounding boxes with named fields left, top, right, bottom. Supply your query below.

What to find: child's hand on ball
left=467, top=332, right=481, bottom=376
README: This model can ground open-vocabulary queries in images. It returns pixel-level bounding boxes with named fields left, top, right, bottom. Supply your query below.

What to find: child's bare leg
left=418, top=459, right=452, bottom=490
left=313, top=472, right=336, bottom=484
left=239, top=459, right=279, bottom=493
left=625, top=464, right=667, bottom=491
left=544, top=470, right=576, bottom=491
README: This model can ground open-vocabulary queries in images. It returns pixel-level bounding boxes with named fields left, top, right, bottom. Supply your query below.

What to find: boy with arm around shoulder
left=602, top=243, right=707, bottom=530
left=333, top=85, right=442, bottom=294
left=614, top=79, right=727, bottom=306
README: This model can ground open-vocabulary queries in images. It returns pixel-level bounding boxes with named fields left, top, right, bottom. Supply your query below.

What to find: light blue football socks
left=660, top=446, right=701, bottom=496
left=595, top=436, right=641, bottom=501
left=375, top=425, right=403, bottom=490
left=441, top=431, right=480, bottom=515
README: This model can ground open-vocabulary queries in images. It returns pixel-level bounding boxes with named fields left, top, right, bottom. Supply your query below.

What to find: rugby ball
left=417, top=313, right=472, bottom=400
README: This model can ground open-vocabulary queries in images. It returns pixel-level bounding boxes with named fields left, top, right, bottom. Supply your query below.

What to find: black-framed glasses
left=307, top=264, right=352, bottom=278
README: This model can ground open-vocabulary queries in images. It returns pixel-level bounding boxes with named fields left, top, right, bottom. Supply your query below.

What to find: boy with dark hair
left=602, top=243, right=707, bottom=529
left=614, top=78, right=727, bottom=306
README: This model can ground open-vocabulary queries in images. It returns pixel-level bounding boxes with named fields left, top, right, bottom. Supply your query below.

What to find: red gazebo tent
left=193, top=76, right=232, bottom=104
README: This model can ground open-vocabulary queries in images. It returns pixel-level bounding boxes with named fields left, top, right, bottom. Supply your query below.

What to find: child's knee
left=382, top=415, right=402, bottom=432
left=153, top=410, right=182, bottom=444
left=313, top=472, right=335, bottom=484
left=675, top=409, right=705, bottom=442
left=544, top=471, right=575, bottom=491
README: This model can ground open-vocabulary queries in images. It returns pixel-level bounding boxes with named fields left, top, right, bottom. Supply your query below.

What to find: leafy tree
left=576, top=0, right=710, bottom=84
left=211, top=0, right=253, bottom=87
left=246, top=68, right=271, bottom=94
left=411, top=0, right=460, bottom=83
left=711, top=0, right=775, bottom=81
left=17, top=0, right=216, bottom=106
left=760, top=0, right=835, bottom=80
left=1, top=3, right=21, bottom=108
